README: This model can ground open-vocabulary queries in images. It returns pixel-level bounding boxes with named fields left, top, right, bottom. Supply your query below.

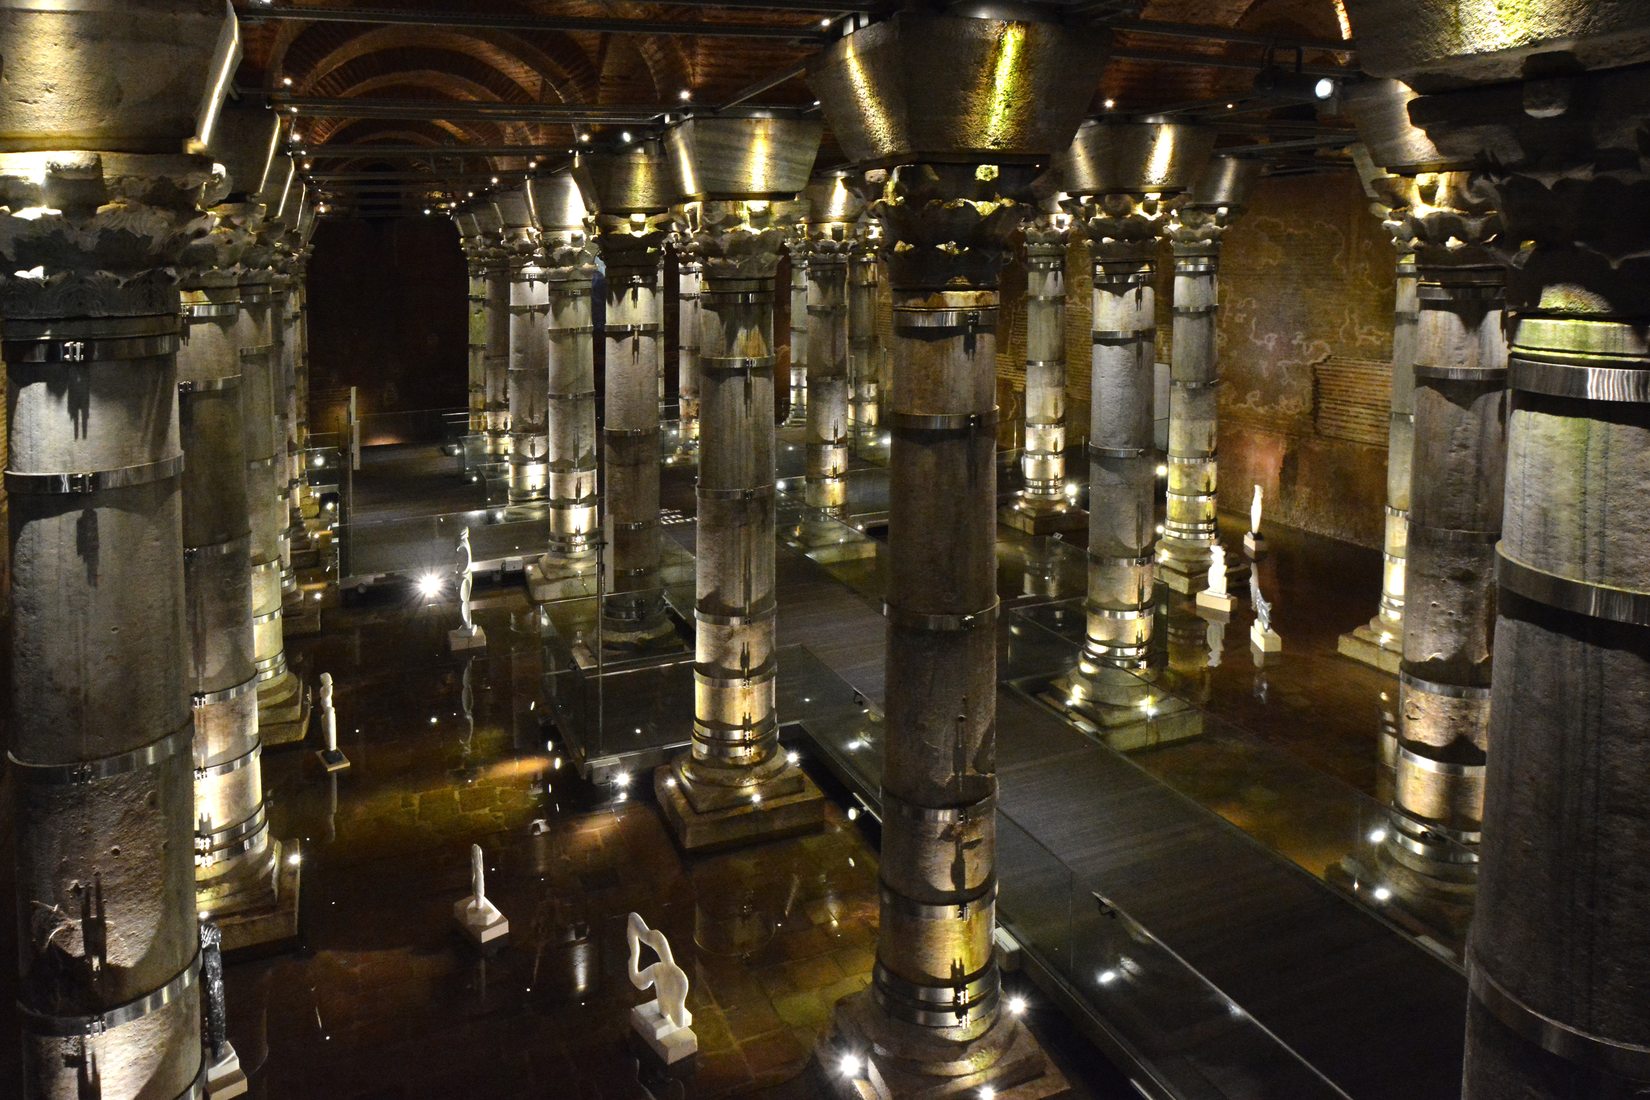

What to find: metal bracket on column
left=1468, top=954, right=1650, bottom=1079
left=178, top=375, right=242, bottom=394
left=7, top=723, right=192, bottom=786
left=1497, top=547, right=1650, bottom=628
left=698, top=484, right=776, bottom=501
left=183, top=301, right=240, bottom=321
left=605, top=323, right=662, bottom=339
left=1413, top=364, right=1508, bottom=384
left=881, top=599, right=1000, bottom=632
left=1088, top=443, right=1148, bottom=460
left=5, top=453, right=185, bottom=496
left=888, top=408, right=999, bottom=435
left=195, top=743, right=262, bottom=782
left=1093, top=328, right=1155, bottom=346
left=699, top=354, right=776, bottom=375
left=193, top=676, right=260, bottom=708
left=20, top=952, right=202, bottom=1038
left=239, top=344, right=275, bottom=359
left=546, top=323, right=594, bottom=334
left=1509, top=354, right=1650, bottom=403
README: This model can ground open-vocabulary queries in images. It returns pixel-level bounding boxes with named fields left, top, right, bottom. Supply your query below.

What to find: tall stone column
left=0, top=3, right=239, bottom=1093
left=785, top=222, right=809, bottom=426
left=1001, top=203, right=1083, bottom=535
left=573, top=140, right=677, bottom=648
left=476, top=203, right=511, bottom=459
left=670, top=227, right=703, bottom=462
left=1156, top=156, right=1260, bottom=592
left=800, top=173, right=863, bottom=520
left=847, top=218, right=882, bottom=431
left=1340, top=146, right=1421, bottom=674
left=1348, top=10, right=1650, bottom=1089
left=244, top=166, right=309, bottom=747
left=809, top=10, right=1108, bottom=1094
left=493, top=186, right=550, bottom=505
left=524, top=174, right=599, bottom=597
left=454, top=203, right=491, bottom=435
left=654, top=114, right=826, bottom=850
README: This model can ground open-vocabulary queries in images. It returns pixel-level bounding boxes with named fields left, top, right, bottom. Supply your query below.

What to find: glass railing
left=336, top=505, right=551, bottom=586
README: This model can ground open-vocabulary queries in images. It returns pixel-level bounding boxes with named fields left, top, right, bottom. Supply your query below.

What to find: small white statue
left=448, top=528, right=487, bottom=651
left=1250, top=485, right=1263, bottom=535
left=627, top=912, right=697, bottom=1063
left=315, top=672, right=349, bottom=771
left=453, top=842, right=508, bottom=945
left=1250, top=572, right=1282, bottom=653
left=1196, top=544, right=1236, bottom=614
left=1244, top=484, right=1268, bottom=558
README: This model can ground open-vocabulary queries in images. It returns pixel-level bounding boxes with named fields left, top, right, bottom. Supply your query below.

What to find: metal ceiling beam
left=1108, top=18, right=1354, bottom=55
left=238, top=4, right=828, bottom=41
left=298, top=144, right=563, bottom=158
left=272, top=96, right=665, bottom=122
left=306, top=171, right=512, bottom=182
left=1109, top=46, right=1348, bottom=78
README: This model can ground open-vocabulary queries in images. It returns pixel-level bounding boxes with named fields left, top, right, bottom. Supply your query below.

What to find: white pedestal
left=316, top=747, right=350, bottom=772
left=1196, top=589, right=1236, bottom=615
left=1243, top=531, right=1267, bottom=557
left=1251, top=623, right=1283, bottom=653
left=630, top=1001, right=698, bottom=1065
left=453, top=896, right=508, bottom=946
left=206, top=1043, right=248, bottom=1099
left=449, top=625, right=487, bottom=652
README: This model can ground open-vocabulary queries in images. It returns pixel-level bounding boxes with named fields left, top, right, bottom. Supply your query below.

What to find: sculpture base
left=212, top=840, right=302, bottom=954
left=453, top=897, right=509, bottom=949
left=1196, top=589, right=1236, bottom=615
left=998, top=499, right=1086, bottom=536
left=206, top=1042, right=247, bottom=1099
left=1337, top=623, right=1403, bottom=674
left=257, top=670, right=311, bottom=746
left=1243, top=531, right=1267, bottom=558
left=316, top=747, right=351, bottom=772
left=810, top=990, right=1069, bottom=1100
left=1053, top=665, right=1203, bottom=752
left=1160, top=549, right=1249, bottom=595
left=1251, top=623, right=1283, bottom=653
left=654, top=764, right=826, bottom=852
left=449, top=625, right=487, bottom=652
left=524, top=552, right=598, bottom=603
left=630, top=1002, right=698, bottom=1065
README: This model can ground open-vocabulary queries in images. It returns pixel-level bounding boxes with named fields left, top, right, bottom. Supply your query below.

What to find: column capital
left=1024, top=211, right=1073, bottom=263
left=673, top=199, right=799, bottom=282
left=867, top=162, right=1036, bottom=291
left=1064, top=191, right=1176, bottom=264
left=590, top=212, right=671, bottom=278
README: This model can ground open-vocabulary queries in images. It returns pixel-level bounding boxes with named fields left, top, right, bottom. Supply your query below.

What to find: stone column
left=475, top=203, right=511, bottom=459
left=785, top=222, right=809, bottom=426
left=455, top=203, right=491, bottom=435
left=1339, top=147, right=1420, bottom=674
left=493, top=186, right=550, bottom=505
left=1157, top=156, right=1260, bottom=592
left=573, top=140, right=677, bottom=648
left=1001, top=204, right=1083, bottom=535
left=800, top=173, right=864, bottom=520
left=809, top=11, right=1108, bottom=1094
left=655, top=114, right=826, bottom=851
left=670, top=227, right=703, bottom=462
left=847, top=218, right=882, bottom=432
left=524, top=174, right=599, bottom=596
left=0, top=4, right=238, bottom=1093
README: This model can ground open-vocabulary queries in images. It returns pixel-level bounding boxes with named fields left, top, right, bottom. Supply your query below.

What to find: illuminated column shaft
left=1161, top=234, right=1218, bottom=565
left=1381, top=250, right=1419, bottom=632
left=484, top=255, right=511, bottom=457
left=3, top=154, right=210, bottom=1100
left=847, top=225, right=881, bottom=429
left=874, top=163, right=1015, bottom=1048
left=1017, top=213, right=1071, bottom=514
left=683, top=205, right=785, bottom=794
left=506, top=254, right=551, bottom=503
left=674, top=245, right=703, bottom=458
left=1074, top=199, right=1168, bottom=665
left=1394, top=181, right=1505, bottom=864
left=179, top=274, right=274, bottom=912
left=542, top=231, right=599, bottom=557
left=786, top=234, right=809, bottom=424
left=466, top=253, right=488, bottom=431
left=803, top=228, right=851, bottom=515
left=596, top=218, right=670, bottom=641
left=270, top=277, right=296, bottom=592
left=281, top=271, right=304, bottom=528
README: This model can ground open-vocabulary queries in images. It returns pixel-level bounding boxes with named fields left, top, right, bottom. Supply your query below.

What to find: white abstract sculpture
left=453, top=842, right=508, bottom=945
left=448, top=527, right=487, bottom=651
left=1244, top=484, right=1267, bottom=557
left=627, top=912, right=697, bottom=1064
left=1197, top=544, right=1236, bottom=614
left=315, top=672, right=349, bottom=771
left=1250, top=572, right=1282, bottom=653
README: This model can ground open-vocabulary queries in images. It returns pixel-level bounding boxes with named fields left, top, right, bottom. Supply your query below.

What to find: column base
left=654, top=762, right=825, bottom=852
left=524, top=552, right=598, bottom=603
left=1337, top=621, right=1403, bottom=674
left=258, top=669, right=312, bottom=746
left=1157, top=540, right=1248, bottom=595
left=810, top=990, right=1069, bottom=1100
left=205, top=839, right=302, bottom=954
left=591, top=615, right=683, bottom=659
left=998, top=498, right=1086, bottom=536
left=1051, top=664, right=1203, bottom=752
left=449, top=625, right=488, bottom=652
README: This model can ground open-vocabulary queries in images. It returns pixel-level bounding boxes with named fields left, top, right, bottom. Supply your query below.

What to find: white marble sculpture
left=448, top=527, right=487, bottom=651
left=1244, top=484, right=1267, bottom=557
left=1250, top=573, right=1282, bottom=653
left=1197, top=544, right=1236, bottom=614
left=627, top=912, right=697, bottom=1064
left=315, top=672, right=349, bottom=771
left=453, top=842, right=508, bottom=945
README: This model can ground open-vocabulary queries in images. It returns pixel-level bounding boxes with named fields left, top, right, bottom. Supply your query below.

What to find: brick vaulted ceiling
left=231, top=0, right=1361, bottom=214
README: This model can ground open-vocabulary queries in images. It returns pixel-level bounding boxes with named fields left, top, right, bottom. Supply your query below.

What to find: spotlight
left=786, top=750, right=800, bottom=765
left=678, top=89, right=692, bottom=102
left=1373, top=885, right=1393, bottom=902
left=1007, top=995, right=1027, bottom=1016
left=1155, top=463, right=1168, bottom=477
left=282, top=76, right=293, bottom=87
left=614, top=771, right=632, bottom=789
left=578, top=132, right=591, bottom=143
left=1103, top=98, right=1116, bottom=110
left=980, top=1089, right=997, bottom=1100
left=620, top=130, right=632, bottom=143
left=838, top=1053, right=862, bottom=1076
left=1314, top=77, right=1339, bottom=100
left=490, top=176, right=500, bottom=185
left=819, top=17, right=832, bottom=27
left=417, top=572, right=444, bottom=598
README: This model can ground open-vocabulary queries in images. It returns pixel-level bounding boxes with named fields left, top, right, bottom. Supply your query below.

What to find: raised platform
left=1338, top=623, right=1403, bottom=674
left=998, top=499, right=1087, bottom=537
left=214, top=841, right=302, bottom=954
left=654, top=765, right=826, bottom=851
